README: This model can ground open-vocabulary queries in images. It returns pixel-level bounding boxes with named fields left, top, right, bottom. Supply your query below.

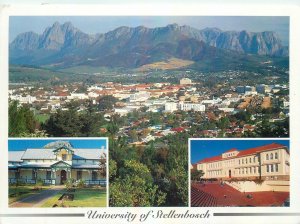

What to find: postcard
left=0, top=2, right=300, bottom=224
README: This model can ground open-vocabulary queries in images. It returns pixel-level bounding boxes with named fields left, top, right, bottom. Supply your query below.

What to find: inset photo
left=190, top=139, right=289, bottom=207
left=8, top=138, right=107, bottom=208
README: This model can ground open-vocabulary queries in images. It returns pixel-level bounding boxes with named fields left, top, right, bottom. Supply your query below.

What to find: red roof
left=197, top=143, right=287, bottom=164
left=237, top=143, right=286, bottom=157
left=198, top=155, right=222, bottom=163
left=171, top=127, right=185, bottom=132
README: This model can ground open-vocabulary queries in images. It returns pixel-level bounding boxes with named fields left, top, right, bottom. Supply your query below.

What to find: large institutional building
left=8, top=141, right=106, bottom=185
left=195, top=143, right=290, bottom=180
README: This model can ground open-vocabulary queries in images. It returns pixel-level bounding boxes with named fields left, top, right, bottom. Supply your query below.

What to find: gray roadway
left=10, top=186, right=64, bottom=207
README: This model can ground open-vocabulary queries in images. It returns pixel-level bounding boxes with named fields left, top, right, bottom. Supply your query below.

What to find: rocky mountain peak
left=10, top=22, right=288, bottom=68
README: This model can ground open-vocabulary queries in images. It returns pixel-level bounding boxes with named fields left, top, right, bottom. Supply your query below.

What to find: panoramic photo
left=190, top=139, right=290, bottom=207
left=9, top=16, right=289, bottom=206
left=8, top=138, right=107, bottom=208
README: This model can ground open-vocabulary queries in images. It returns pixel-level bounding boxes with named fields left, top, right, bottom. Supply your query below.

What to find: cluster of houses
left=9, top=77, right=289, bottom=143
left=9, top=78, right=289, bottom=115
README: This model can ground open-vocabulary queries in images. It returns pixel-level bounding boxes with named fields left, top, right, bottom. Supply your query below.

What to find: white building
left=68, top=93, right=89, bottom=100
left=9, top=141, right=106, bottom=186
left=195, top=143, right=289, bottom=181
left=87, top=85, right=103, bottom=91
left=10, top=95, right=37, bottom=104
left=178, top=102, right=205, bottom=112
left=164, top=102, right=178, bottom=112
left=180, top=78, right=192, bottom=85
left=129, top=92, right=150, bottom=102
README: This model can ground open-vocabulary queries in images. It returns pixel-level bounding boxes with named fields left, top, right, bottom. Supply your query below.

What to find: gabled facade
left=9, top=144, right=106, bottom=186
left=195, top=143, right=290, bottom=181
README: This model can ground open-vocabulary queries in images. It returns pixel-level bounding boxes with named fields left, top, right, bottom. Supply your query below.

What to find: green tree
left=43, top=109, right=83, bottom=137
left=98, top=95, right=117, bottom=111
left=191, top=169, right=205, bottom=181
left=218, top=117, right=230, bottom=130
left=99, top=152, right=107, bottom=178
left=109, top=160, right=166, bottom=207
left=9, top=101, right=38, bottom=137
left=128, top=129, right=138, bottom=142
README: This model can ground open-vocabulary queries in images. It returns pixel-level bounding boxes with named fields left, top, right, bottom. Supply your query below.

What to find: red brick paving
left=191, top=182, right=289, bottom=207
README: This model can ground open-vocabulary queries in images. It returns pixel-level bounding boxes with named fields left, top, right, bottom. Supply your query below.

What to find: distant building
left=165, top=102, right=178, bottom=112
left=180, top=78, right=192, bottom=85
left=10, top=95, right=37, bottom=104
left=190, top=95, right=199, bottom=103
left=129, top=91, right=150, bottom=102
left=256, top=84, right=266, bottom=94
left=178, top=102, right=205, bottom=112
left=87, top=85, right=103, bottom=91
left=68, top=93, right=89, bottom=100
left=245, top=86, right=255, bottom=92
left=236, top=86, right=245, bottom=94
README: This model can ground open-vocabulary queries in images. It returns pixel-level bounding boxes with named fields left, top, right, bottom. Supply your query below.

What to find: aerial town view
left=190, top=139, right=290, bottom=207
left=8, top=16, right=289, bottom=206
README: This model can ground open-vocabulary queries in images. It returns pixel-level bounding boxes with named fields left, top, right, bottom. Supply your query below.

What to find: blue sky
left=190, top=139, right=289, bottom=164
left=9, top=16, right=289, bottom=45
left=8, top=139, right=107, bottom=151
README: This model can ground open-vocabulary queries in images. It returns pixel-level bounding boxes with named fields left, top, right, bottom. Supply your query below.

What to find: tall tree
left=9, top=101, right=38, bottom=137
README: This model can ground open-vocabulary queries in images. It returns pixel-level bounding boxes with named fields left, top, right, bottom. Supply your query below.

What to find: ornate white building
left=195, top=143, right=290, bottom=180
left=9, top=142, right=106, bottom=186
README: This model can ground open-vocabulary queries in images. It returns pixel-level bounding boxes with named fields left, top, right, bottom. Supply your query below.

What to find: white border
left=1, top=3, right=300, bottom=224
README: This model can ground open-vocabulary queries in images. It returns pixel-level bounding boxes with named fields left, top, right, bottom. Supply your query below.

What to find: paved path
left=10, top=186, right=64, bottom=207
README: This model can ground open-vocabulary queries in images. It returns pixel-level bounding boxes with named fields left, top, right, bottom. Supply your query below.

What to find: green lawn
left=9, top=185, right=52, bottom=204
left=41, top=188, right=107, bottom=207
left=35, top=114, right=50, bottom=123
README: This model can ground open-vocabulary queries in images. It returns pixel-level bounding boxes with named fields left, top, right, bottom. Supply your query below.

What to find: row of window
left=238, top=166, right=259, bottom=175
left=238, top=156, right=257, bottom=165
left=25, top=159, right=99, bottom=164
left=266, top=164, right=279, bottom=173
left=207, top=170, right=222, bottom=177
left=225, top=152, right=236, bottom=157
left=206, top=151, right=279, bottom=169
left=208, top=159, right=235, bottom=169
left=15, top=170, right=98, bottom=180
left=266, top=152, right=278, bottom=160
left=77, top=170, right=98, bottom=180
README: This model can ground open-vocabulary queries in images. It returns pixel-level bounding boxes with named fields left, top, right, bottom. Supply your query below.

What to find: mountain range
left=10, top=22, right=288, bottom=69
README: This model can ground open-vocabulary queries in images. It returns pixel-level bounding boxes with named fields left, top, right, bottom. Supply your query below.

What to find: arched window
left=275, top=152, right=278, bottom=159
left=266, top=154, right=269, bottom=160
left=270, top=153, right=273, bottom=160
